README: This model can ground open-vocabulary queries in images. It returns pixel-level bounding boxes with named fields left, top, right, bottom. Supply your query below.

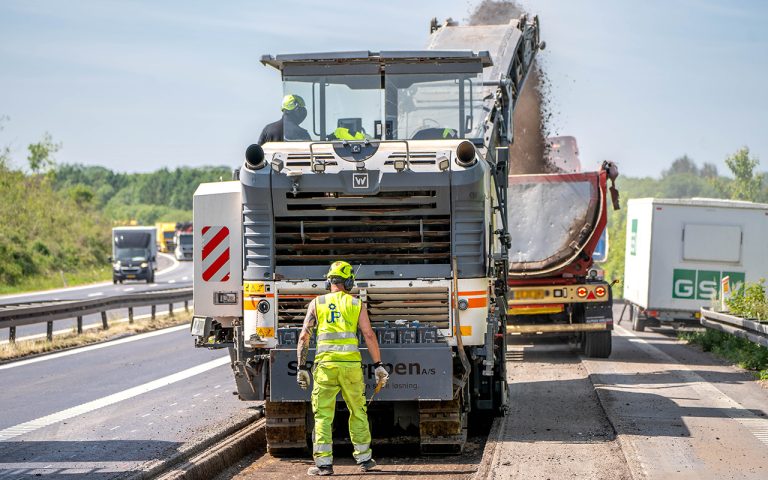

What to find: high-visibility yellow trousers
left=311, top=362, right=372, bottom=467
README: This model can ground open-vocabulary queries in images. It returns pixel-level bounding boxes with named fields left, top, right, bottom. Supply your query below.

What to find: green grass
left=0, top=265, right=111, bottom=295
left=680, top=330, right=768, bottom=380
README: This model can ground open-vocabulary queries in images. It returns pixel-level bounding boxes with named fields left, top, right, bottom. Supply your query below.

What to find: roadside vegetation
left=0, top=117, right=229, bottom=292
left=0, top=311, right=191, bottom=362
left=680, top=331, right=768, bottom=381
left=680, top=280, right=768, bottom=381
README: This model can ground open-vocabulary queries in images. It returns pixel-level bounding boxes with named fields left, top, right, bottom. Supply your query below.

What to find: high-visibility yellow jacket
left=332, top=127, right=366, bottom=141
left=314, top=291, right=362, bottom=363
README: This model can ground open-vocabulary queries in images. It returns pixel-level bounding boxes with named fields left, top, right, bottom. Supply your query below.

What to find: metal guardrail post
left=184, top=300, right=189, bottom=312
left=151, top=305, right=156, bottom=320
left=0, top=287, right=191, bottom=341
left=46, top=321, right=53, bottom=342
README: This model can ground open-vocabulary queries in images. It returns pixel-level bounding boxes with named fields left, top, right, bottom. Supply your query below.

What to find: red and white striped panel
left=201, top=225, right=230, bottom=282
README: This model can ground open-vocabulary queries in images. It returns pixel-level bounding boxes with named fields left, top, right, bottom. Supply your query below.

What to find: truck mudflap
left=269, top=344, right=454, bottom=402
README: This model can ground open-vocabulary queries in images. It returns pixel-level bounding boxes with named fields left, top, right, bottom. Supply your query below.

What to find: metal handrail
left=1, top=288, right=192, bottom=343
left=700, top=307, right=768, bottom=348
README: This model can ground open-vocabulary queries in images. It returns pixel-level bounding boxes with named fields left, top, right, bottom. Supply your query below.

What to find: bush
left=726, top=280, right=768, bottom=321
left=681, top=329, right=768, bottom=378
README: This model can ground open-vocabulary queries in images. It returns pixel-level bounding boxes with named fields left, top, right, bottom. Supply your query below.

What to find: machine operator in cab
left=257, top=94, right=311, bottom=144
left=296, top=261, right=390, bottom=476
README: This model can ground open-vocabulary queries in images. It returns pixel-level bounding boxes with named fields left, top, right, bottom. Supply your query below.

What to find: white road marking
left=109, top=426, right=120, bottom=431
left=168, top=280, right=176, bottom=284
left=193, top=393, right=201, bottom=397
left=182, top=276, right=189, bottom=281
left=0, top=324, right=189, bottom=370
left=155, top=253, right=181, bottom=277
left=123, top=287, right=135, bottom=292
left=169, top=402, right=178, bottom=407
left=140, top=413, right=151, bottom=418
left=614, top=325, right=768, bottom=448
left=0, top=302, right=192, bottom=345
left=0, top=253, right=182, bottom=301
left=87, top=292, right=103, bottom=297
left=0, top=356, right=229, bottom=441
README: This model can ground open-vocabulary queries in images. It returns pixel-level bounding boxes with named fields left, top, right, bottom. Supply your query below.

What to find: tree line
left=0, top=121, right=230, bottom=286
left=602, top=147, right=768, bottom=294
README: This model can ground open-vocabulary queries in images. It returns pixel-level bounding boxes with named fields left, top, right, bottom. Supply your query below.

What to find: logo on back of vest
left=352, top=173, right=368, bottom=189
left=328, top=303, right=340, bottom=323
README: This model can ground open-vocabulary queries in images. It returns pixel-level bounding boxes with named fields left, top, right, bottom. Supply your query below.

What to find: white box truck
left=623, top=198, right=768, bottom=331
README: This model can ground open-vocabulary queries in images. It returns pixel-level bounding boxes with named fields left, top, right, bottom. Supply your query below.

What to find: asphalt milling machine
left=190, top=14, right=616, bottom=455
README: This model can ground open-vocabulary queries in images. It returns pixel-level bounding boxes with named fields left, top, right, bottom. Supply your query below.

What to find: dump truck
left=505, top=135, right=620, bottom=357
left=505, top=163, right=619, bottom=357
left=191, top=15, right=542, bottom=454
left=111, top=226, right=157, bottom=284
left=624, top=197, right=768, bottom=331
left=156, top=222, right=176, bottom=253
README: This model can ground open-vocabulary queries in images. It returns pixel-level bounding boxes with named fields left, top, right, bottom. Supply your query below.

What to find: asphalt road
left=0, top=255, right=194, bottom=342
left=482, top=304, right=768, bottom=479
left=0, top=325, right=256, bottom=479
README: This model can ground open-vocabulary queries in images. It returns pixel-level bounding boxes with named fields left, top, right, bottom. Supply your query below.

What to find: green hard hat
left=326, top=261, right=354, bottom=279
left=281, top=94, right=306, bottom=112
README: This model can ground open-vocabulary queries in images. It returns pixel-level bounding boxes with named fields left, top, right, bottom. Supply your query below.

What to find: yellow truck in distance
left=155, top=222, right=176, bottom=253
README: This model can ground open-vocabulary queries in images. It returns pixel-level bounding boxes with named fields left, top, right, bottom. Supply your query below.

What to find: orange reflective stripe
left=467, top=297, right=487, bottom=308
left=458, top=290, right=486, bottom=296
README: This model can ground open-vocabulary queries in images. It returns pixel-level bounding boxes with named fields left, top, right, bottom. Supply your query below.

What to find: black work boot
left=307, top=465, right=334, bottom=476
left=359, top=459, right=377, bottom=472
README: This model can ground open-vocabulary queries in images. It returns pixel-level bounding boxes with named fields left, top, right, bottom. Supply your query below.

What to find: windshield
left=115, top=248, right=147, bottom=261
left=283, top=75, right=381, bottom=141
left=163, top=232, right=174, bottom=240
left=179, top=234, right=192, bottom=245
left=386, top=73, right=485, bottom=140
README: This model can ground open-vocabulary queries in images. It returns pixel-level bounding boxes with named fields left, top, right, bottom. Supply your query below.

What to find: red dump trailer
left=506, top=146, right=619, bottom=357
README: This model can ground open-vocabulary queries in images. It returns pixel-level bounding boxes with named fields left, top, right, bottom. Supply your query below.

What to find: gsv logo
left=672, top=269, right=745, bottom=300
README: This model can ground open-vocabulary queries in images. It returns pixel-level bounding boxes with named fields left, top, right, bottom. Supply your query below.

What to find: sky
left=0, top=0, right=766, bottom=177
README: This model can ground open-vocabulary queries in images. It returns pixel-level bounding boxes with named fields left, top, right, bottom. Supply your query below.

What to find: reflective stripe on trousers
left=311, top=362, right=372, bottom=466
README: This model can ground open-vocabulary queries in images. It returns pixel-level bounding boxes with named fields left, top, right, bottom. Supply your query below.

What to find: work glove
left=297, top=369, right=311, bottom=390
left=374, top=364, right=389, bottom=387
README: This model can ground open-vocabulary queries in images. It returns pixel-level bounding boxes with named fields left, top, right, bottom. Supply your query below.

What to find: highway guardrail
left=700, top=307, right=768, bottom=348
left=0, top=288, right=192, bottom=343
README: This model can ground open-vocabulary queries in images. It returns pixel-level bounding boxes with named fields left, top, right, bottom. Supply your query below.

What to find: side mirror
left=611, top=278, right=620, bottom=287
left=108, top=256, right=113, bottom=263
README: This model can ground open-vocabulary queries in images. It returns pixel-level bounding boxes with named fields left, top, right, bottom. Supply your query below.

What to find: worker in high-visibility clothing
left=296, top=260, right=389, bottom=476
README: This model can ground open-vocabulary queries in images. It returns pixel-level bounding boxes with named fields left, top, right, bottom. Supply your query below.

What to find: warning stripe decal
left=201, top=226, right=230, bottom=282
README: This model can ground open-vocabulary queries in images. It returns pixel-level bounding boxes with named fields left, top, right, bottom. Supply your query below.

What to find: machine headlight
left=113, top=261, right=121, bottom=269
left=140, top=262, right=148, bottom=268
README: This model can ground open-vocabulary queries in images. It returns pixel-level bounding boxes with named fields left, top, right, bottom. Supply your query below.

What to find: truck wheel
left=112, top=278, right=117, bottom=285
left=631, top=305, right=645, bottom=332
left=584, top=331, right=612, bottom=358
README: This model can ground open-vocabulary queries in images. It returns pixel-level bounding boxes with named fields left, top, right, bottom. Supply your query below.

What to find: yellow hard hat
left=281, top=94, right=306, bottom=112
left=326, top=260, right=354, bottom=279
